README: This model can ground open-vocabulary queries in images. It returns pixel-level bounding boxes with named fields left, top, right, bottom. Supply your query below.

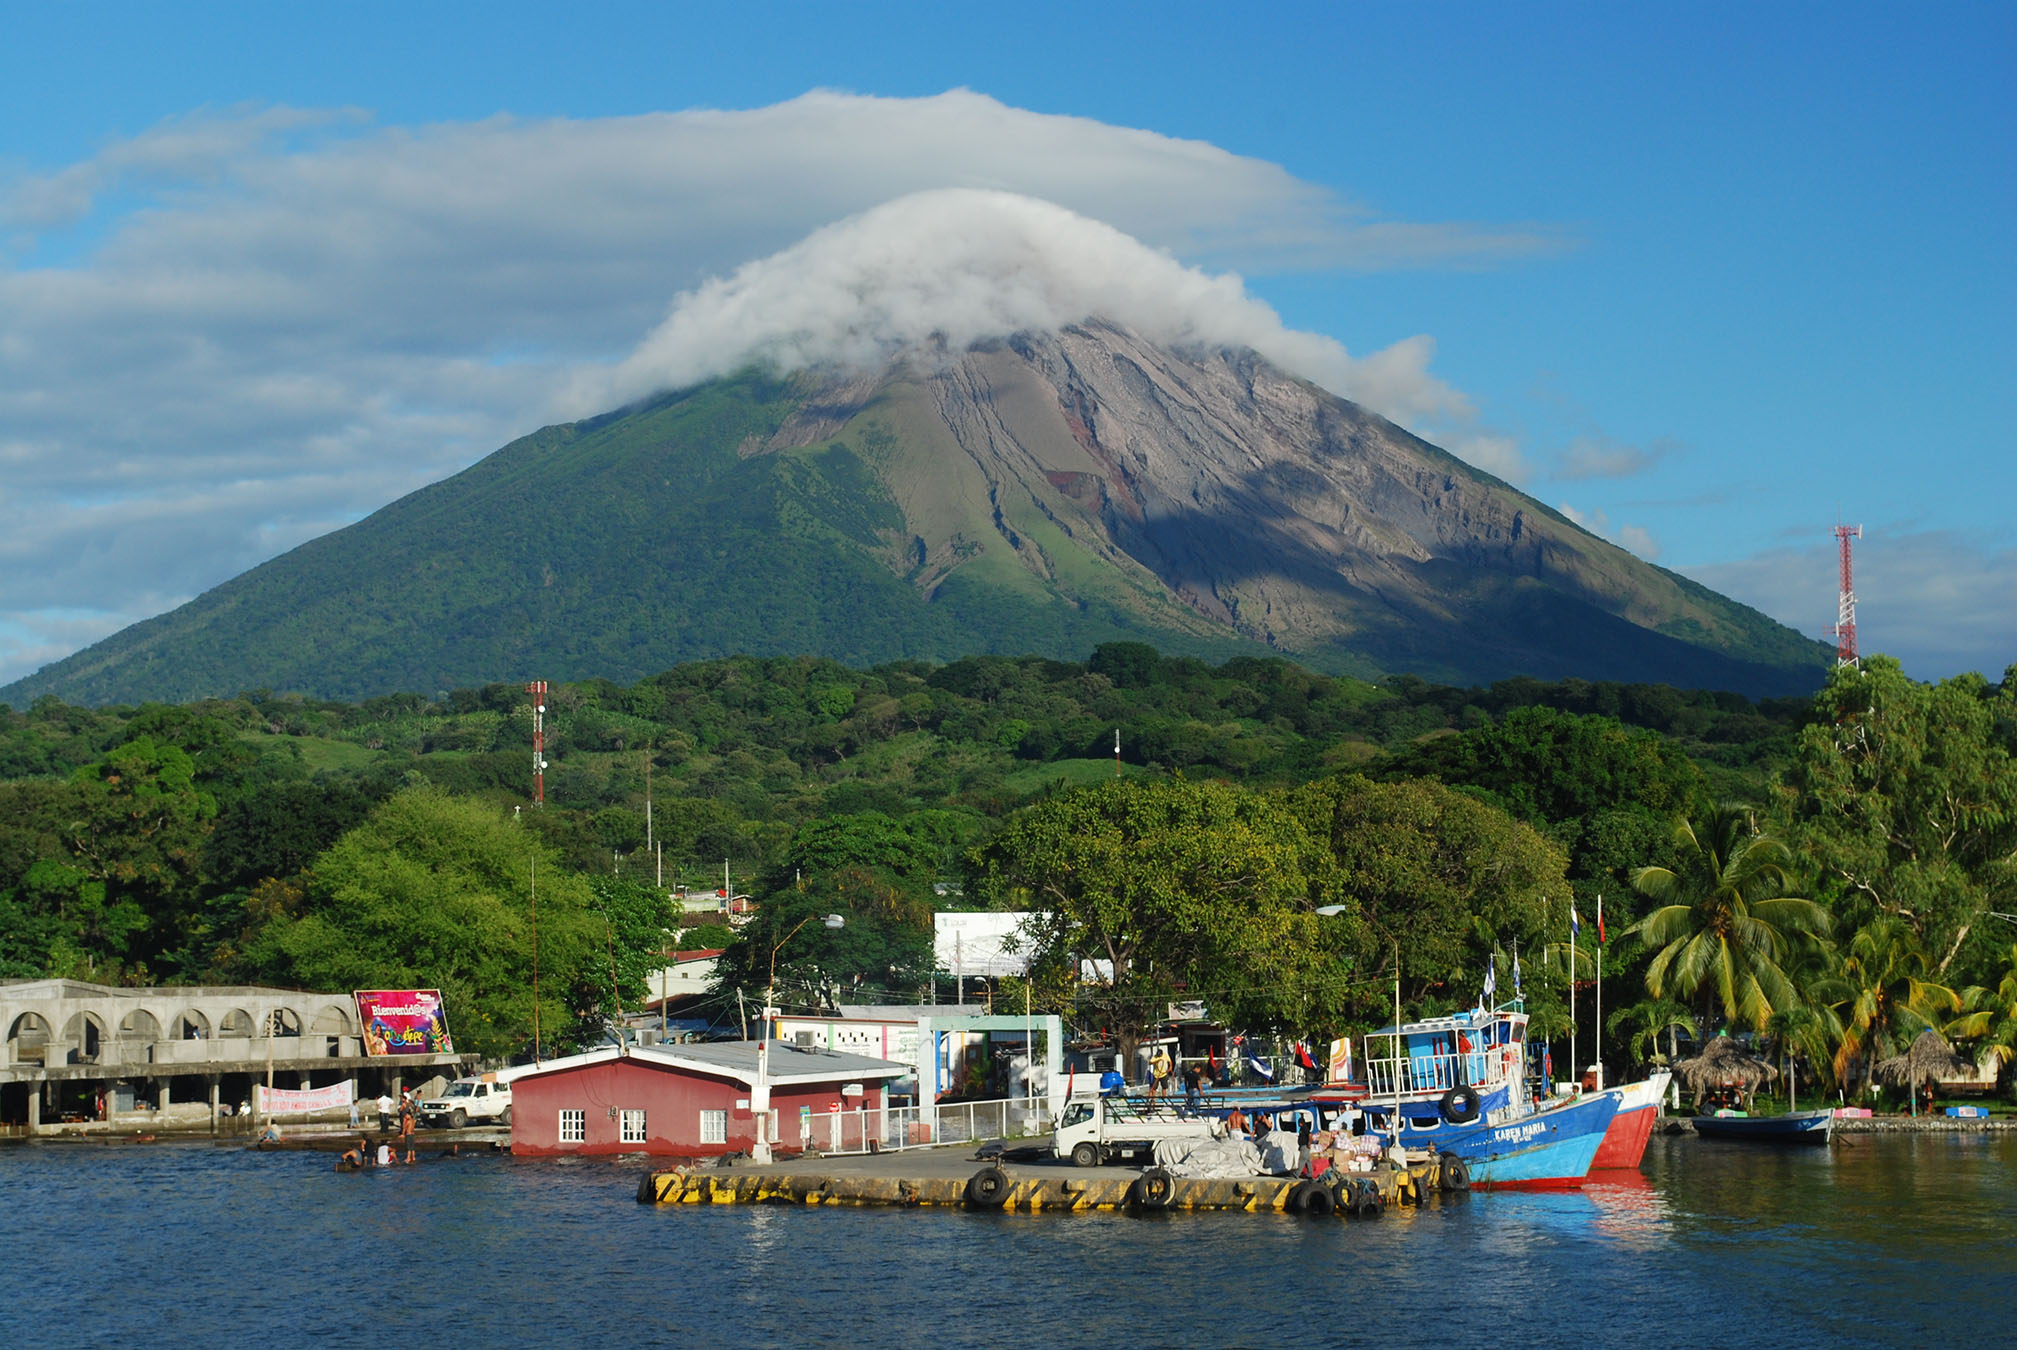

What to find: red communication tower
left=526, top=680, right=548, bottom=805
left=1829, top=525, right=1863, bottom=666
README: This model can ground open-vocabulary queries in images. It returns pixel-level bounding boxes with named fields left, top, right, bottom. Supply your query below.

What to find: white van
left=1053, top=1095, right=1222, bottom=1167
left=417, top=1074, right=513, bottom=1128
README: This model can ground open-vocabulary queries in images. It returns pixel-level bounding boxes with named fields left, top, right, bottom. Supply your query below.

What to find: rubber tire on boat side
left=1438, top=1154, right=1470, bottom=1191
left=1071, top=1142, right=1101, bottom=1168
left=964, top=1165, right=1011, bottom=1209
left=1355, top=1197, right=1381, bottom=1219
left=1439, top=1086, right=1481, bottom=1125
left=1301, top=1184, right=1337, bottom=1218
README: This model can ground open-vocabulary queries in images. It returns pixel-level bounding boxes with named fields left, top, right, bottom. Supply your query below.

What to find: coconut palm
left=1628, top=804, right=1832, bottom=1033
left=1830, top=915, right=1960, bottom=1093
left=1606, top=997, right=1698, bottom=1068
left=1949, top=942, right=2017, bottom=1084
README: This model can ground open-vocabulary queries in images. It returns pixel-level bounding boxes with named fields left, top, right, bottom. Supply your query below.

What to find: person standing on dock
left=1183, top=1063, right=1203, bottom=1115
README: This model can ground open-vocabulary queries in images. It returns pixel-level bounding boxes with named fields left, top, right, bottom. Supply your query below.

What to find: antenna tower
left=1829, top=525, right=1863, bottom=667
left=527, top=680, right=548, bottom=805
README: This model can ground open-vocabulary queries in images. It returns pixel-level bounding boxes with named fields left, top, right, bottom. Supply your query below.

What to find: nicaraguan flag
left=1482, top=953, right=1497, bottom=1005
left=1513, top=949, right=1523, bottom=998
left=1571, top=903, right=1582, bottom=941
left=1243, top=1040, right=1275, bottom=1081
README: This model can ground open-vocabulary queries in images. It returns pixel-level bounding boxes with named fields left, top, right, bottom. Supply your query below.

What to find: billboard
left=354, top=989, right=455, bottom=1056
left=933, top=911, right=1032, bottom=977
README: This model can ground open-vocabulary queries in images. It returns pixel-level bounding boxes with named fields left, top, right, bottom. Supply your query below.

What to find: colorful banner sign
left=255, top=1080, right=356, bottom=1114
left=354, top=989, right=455, bottom=1056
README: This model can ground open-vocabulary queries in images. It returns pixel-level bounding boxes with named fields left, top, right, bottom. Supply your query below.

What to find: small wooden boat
left=1690, top=1108, right=1834, bottom=1144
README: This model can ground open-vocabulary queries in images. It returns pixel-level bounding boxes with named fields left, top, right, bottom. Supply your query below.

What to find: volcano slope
left=5, top=321, right=1827, bottom=705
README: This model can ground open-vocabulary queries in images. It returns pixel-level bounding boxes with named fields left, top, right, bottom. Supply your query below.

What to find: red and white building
left=510, top=1041, right=907, bottom=1157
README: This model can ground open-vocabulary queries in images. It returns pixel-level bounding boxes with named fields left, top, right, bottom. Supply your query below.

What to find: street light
left=750, top=913, right=844, bottom=1164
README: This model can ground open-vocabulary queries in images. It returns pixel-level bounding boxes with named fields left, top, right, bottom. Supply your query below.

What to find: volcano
left=3, top=321, right=1828, bottom=705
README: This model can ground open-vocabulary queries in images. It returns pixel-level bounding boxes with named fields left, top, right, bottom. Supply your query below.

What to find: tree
left=1950, top=942, right=2017, bottom=1085
left=1289, top=774, right=1568, bottom=1022
left=1628, top=804, right=1831, bottom=1032
left=712, top=813, right=946, bottom=1009
left=1828, top=915, right=1961, bottom=1094
left=967, top=777, right=1340, bottom=1064
left=1782, top=658, right=2017, bottom=982
left=234, top=786, right=599, bottom=1060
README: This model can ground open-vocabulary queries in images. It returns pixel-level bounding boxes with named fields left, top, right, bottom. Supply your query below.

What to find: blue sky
left=2, top=2, right=2010, bottom=687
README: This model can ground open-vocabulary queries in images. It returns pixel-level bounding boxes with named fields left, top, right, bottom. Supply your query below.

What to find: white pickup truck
left=1053, top=1095, right=1223, bottom=1167
left=417, top=1074, right=513, bottom=1128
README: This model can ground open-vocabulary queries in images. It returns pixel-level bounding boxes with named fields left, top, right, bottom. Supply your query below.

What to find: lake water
left=3, top=1130, right=2010, bottom=1347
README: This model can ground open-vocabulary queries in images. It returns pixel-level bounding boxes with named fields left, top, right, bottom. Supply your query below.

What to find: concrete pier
left=637, top=1144, right=1437, bottom=1214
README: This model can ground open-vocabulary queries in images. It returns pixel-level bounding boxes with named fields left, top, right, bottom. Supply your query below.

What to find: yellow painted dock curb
left=636, top=1159, right=1437, bottom=1215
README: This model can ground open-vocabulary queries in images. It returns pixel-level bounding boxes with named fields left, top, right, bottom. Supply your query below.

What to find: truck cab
left=1053, top=1095, right=1222, bottom=1167
left=417, top=1074, right=513, bottom=1128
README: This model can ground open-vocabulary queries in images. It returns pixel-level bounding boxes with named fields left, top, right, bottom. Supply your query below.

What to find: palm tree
left=1830, top=915, right=1961, bottom=1094
left=1628, top=803, right=1832, bottom=1033
left=1948, top=942, right=2017, bottom=1086
left=1605, top=997, right=1698, bottom=1068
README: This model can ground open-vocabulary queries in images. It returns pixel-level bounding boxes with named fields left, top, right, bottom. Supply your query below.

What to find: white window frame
left=620, top=1108, right=647, bottom=1144
left=558, top=1108, right=585, bottom=1143
left=699, top=1109, right=727, bottom=1145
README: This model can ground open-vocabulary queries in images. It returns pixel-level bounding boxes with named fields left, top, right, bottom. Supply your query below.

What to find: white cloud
left=1684, top=529, right=2013, bottom=684
left=590, top=189, right=1466, bottom=424
left=1555, top=502, right=1661, bottom=561
left=1553, top=432, right=1674, bottom=481
left=0, top=91, right=1553, bottom=690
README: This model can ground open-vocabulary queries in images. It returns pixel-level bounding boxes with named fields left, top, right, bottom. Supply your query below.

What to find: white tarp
left=1153, top=1136, right=1266, bottom=1178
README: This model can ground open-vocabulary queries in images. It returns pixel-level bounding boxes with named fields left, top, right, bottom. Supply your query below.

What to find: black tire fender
left=964, top=1165, right=1011, bottom=1209
left=1439, top=1086, right=1481, bottom=1125
left=1439, top=1153, right=1471, bottom=1192
left=1355, top=1197, right=1382, bottom=1219
left=1301, top=1184, right=1337, bottom=1217
left=1133, top=1167, right=1177, bottom=1210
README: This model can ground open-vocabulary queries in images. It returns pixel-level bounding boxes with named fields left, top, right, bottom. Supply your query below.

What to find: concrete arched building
left=1, top=979, right=465, bottom=1134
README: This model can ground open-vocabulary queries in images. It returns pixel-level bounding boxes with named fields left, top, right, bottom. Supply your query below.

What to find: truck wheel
left=1071, top=1142, right=1100, bottom=1168
left=499, top=1105, right=512, bottom=1126
left=449, top=1108, right=467, bottom=1129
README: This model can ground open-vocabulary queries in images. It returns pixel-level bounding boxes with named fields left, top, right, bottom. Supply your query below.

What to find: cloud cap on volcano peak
left=593, top=188, right=1467, bottom=426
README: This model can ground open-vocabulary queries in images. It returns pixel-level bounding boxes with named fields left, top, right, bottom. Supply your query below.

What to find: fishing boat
left=1590, top=1069, right=1673, bottom=1170
left=1690, top=1108, right=1834, bottom=1144
left=1320, top=1005, right=1619, bottom=1188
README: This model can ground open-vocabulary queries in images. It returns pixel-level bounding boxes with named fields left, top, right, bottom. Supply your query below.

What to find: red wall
left=512, top=1057, right=884, bottom=1157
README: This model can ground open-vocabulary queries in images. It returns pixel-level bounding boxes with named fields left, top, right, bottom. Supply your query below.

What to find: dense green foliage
left=0, top=643, right=2010, bottom=1096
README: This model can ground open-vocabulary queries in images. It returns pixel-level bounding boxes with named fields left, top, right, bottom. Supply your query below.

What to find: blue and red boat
left=1319, top=1005, right=1618, bottom=1188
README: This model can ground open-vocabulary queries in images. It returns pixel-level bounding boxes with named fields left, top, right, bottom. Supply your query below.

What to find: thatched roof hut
left=1874, top=1029, right=1974, bottom=1090
left=1674, top=1034, right=1779, bottom=1104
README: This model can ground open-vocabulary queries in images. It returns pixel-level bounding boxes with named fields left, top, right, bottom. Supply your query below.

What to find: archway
left=219, top=1009, right=254, bottom=1038
left=120, top=1009, right=162, bottom=1042
left=175, top=1009, right=213, bottom=1040
left=60, top=1012, right=105, bottom=1064
left=8, top=1012, right=52, bottom=1065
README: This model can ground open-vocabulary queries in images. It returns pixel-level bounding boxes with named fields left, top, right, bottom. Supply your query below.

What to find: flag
left=1597, top=894, right=1606, bottom=946
left=1296, top=1042, right=1318, bottom=1071
left=1482, top=953, right=1497, bottom=1006
left=1542, top=1044, right=1554, bottom=1085
left=1570, top=903, right=1582, bottom=941
left=1243, top=1039, right=1275, bottom=1081
left=1513, top=948, right=1524, bottom=998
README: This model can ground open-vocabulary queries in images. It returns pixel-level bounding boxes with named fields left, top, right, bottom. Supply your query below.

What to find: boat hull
left=1691, top=1109, right=1834, bottom=1144
left=1369, top=1091, right=1620, bottom=1189
left=1591, top=1071, right=1672, bottom=1170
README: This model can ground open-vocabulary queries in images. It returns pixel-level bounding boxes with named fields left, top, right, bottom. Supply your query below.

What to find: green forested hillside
left=5, top=646, right=2008, bottom=1098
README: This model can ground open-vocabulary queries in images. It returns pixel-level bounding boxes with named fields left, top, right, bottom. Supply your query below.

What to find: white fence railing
left=803, top=1097, right=1056, bottom=1156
